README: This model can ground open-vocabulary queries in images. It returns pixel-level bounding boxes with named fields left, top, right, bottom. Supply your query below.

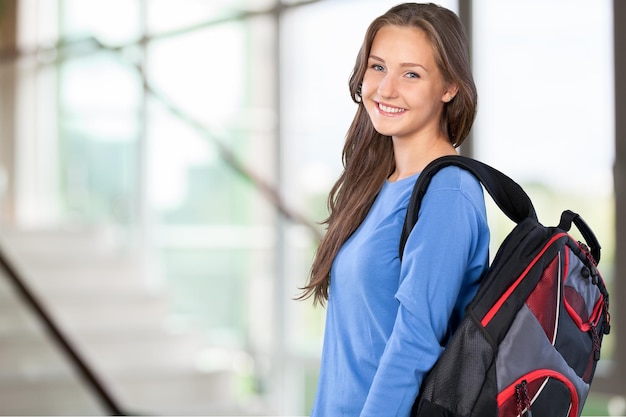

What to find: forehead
left=370, top=25, right=436, bottom=65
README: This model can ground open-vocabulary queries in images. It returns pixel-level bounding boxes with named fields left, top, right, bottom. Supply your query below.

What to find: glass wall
left=6, top=0, right=617, bottom=415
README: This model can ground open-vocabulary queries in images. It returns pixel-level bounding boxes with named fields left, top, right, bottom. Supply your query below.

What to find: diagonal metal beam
left=0, top=0, right=322, bottom=64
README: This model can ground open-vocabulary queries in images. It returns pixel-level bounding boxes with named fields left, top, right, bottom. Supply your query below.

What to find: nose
left=377, top=74, right=398, bottom=99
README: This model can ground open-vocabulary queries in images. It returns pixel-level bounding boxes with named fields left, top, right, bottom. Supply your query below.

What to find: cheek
left=360, top=75, right=377, bottom=98
left=360, top=81, right=378, bottom=114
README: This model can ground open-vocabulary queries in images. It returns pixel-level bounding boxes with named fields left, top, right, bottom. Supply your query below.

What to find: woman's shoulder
left=379, top=165, right=484, bottom=213
left=425, top=166, right=485, bottom=209
left=428, top=165, right=481, bottom=192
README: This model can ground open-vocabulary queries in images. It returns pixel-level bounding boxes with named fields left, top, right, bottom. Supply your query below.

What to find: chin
left=374, top=130, right=396, bottom=138
left=371, top=124, right=400, bottom=138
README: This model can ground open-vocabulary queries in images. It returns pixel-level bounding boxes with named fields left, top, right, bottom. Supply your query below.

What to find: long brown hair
left=299, top=3, right=478, bottom=305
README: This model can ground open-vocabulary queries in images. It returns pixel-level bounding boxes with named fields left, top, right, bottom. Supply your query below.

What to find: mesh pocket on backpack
left=418, top=315, right=496, bottom=416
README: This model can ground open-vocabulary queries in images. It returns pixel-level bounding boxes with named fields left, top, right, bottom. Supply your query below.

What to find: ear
left=442, top=83, right=459, bottom=103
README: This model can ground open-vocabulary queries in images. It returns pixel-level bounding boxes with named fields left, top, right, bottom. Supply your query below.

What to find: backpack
left=399, top=155, right=611, bottom=417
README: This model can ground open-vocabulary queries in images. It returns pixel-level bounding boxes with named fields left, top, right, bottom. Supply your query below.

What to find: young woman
left=299, top=3, right=490, bottom=417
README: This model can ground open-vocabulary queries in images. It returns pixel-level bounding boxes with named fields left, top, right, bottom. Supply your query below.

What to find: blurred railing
left=0, top=239, right=127, bottom=416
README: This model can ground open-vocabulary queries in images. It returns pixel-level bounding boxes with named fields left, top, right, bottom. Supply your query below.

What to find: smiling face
left=361, top=25, right=457, bottom=143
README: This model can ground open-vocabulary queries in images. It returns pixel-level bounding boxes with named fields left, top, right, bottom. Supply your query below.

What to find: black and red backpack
left=400, top=156, right=611, bottom=417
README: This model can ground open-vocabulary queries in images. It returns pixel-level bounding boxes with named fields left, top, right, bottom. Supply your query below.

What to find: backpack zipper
left=577, top=240, right=611, bottom=358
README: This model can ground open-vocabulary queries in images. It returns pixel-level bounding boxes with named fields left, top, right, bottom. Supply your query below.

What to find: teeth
left=379, top=103, right=405, bottom=113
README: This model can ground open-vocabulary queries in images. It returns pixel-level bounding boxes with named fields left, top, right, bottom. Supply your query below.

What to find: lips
left=377, top=102, right=406, bottom=115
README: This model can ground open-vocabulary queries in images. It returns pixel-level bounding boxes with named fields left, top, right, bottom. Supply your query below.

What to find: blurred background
left=0, top=0, right=623, bottom=415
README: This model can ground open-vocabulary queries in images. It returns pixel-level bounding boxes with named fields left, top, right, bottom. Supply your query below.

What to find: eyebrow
left=369, top=54, right=428, bottom=71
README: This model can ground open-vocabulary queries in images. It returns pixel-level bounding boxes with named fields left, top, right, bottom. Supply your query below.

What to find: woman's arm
left=360, top=171, right=489, bottom=417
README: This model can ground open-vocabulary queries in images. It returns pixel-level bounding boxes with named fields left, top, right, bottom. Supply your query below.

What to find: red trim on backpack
left=525, top=253, right=561, bottom=344
left=496, top=369, right=578, bottom=417
left=562, top=245, right=605, bottom=332
left=481, top=233, right=568, bottom=327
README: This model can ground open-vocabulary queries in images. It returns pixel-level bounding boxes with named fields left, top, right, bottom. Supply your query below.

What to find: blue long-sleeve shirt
left=311, top=166, right=490, bottom=417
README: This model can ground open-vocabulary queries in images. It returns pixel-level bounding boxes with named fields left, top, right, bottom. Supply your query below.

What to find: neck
left=389, top=134, right=457, bottom=182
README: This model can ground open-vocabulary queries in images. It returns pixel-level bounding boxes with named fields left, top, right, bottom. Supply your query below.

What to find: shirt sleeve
left=360, top=172, right=488, bottom=417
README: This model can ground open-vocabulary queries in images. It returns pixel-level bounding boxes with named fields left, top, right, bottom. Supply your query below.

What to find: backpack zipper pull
left=578, top=241, right=600, bottom=285
left=602, top=293, right=611, bottom=335
left=515, top=380, right=533, bottom=417
left=591, top=325, right=601, bottom=360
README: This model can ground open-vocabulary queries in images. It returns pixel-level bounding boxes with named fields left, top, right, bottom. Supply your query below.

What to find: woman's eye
left=406, top=72, right=420, bottom=79
left=371, top=64, right=385, bottom=72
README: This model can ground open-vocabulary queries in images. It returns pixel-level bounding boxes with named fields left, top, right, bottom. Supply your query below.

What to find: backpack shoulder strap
left=399, top=155, right=538, bottom=260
